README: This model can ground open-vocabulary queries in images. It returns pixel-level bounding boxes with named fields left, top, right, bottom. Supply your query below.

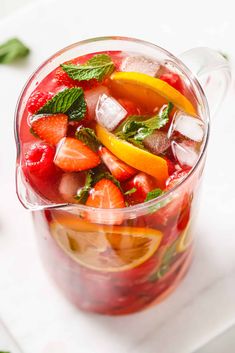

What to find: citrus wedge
left=50, top=214, right=162, bottom=272
left=110, top=72, right=196, bottom=116
left=96, top=123, right=168, bottom=188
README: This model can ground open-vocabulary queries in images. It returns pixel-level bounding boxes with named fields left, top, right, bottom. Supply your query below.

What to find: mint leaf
left=145, top=188, right=163, bottom=202
left=144, top=102, right=173, bottom=130
left=75, top=171, right=93, bottom=204
left=75, top=127, right=100, bottom=152
left=116, top=102, right=173, bottom=145
left=0, top=38, right=30, bottom=64
left=61, top=54, right=115, bottom=82
left=124, top=187, right=137, bottom=195
left=133, top=127, right=152, bottom=141
left=93, top=171, right=121, bottom=190
left=38, top=87, right=87, bottom=121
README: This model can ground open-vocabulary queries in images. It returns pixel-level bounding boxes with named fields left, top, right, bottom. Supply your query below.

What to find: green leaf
left=124, top=187, right=137, bottom=195
left=75, top=127, right=100, bottom=152
left=144, top=102, right=173, bottom=130
left=145, top=188, right=163, bottom=202
left=38, top=87, right=87, bottom=121
left=0, top=37, right=30, bottom=64
left=126, top=138, right=145, bottom=150
left=61, top=54, right=115, bottom=82
left=75, top=171, right=93, bottom=204
left=133, top=127, right=152, bottom=141
left=115, top=102, right=173, bottom=145
left=93, top=171, right=121, bottom=190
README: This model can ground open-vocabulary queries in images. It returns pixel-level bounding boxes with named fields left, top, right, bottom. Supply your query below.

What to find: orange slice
left=110, top=72, right=196, bottom=116
left=96, top=123, right=168, bottom=188
left=50, top=214, right=163, bottom=272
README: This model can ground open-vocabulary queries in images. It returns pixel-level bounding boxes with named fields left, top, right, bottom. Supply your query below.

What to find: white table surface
left=0, top=0, right=235, bottom=352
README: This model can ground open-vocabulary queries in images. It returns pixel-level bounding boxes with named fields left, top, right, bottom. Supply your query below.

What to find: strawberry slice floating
left=86, top=178, right=125, bottom=209
left=85, top=178, right=125, bottom=224
left=31, top=114, right=68, bottom=145
left=99, top=147, right=137, bottom=181
left=54, top=137, right=100, bottom=172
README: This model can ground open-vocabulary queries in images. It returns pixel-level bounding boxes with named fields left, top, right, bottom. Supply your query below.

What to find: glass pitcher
left=15, top=37, right=231, bottom=315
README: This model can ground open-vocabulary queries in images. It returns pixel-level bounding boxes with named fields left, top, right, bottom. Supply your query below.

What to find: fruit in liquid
left=18, top=51, right=205, bottom=314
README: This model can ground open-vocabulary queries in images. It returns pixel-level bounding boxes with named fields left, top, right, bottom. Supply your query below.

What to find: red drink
left=15, top=38, right=212, bottom=315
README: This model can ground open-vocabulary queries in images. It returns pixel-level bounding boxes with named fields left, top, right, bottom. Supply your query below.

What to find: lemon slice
left=50, top=215, right=162, bottom=272
left=110, top=72, right=196, bottom=116
left=96, top=123, right=168, bottom=188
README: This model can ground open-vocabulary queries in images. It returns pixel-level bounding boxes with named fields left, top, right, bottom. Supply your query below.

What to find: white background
left=0, top=0, right=235, bottom=352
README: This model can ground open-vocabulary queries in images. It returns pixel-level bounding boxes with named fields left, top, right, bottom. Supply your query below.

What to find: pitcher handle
left=179, top=47, right=231, bottom=116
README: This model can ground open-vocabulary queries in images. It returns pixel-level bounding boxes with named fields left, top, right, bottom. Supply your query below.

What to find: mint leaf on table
left=61, top=54, right=115, bottom=82
left=145, top=188, right=163, bottom=202
left=75, top=127, right=100, bottom=152
left=38, top=87, right=86, bottom=121
left=116, top=102, right=173, bottom=144
left=0, top=38, right=30, bottom=64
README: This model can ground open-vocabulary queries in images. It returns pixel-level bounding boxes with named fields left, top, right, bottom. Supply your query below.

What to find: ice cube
left=121, top=56, right=160, bottom=77
left=168, top=111, right=205, bottom=142
left=143, top=131, right=171, bottom=155
left=171, top=141, right=198, bottom=167
left=59, top=172, right=86, bottom=203
left=85, top=86, right=109, bottom=118
left=95, top=94, right=127, bottom=131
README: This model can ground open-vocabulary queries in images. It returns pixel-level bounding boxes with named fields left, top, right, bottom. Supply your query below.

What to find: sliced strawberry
left=86, top=179, right=125, bottom=209
left=31, top=114, right=68, bottom=145
left=123, top=172, right=158, bottom=205
left=85, top=178, right=125, bottom=224
left=24, top=142, right=56, bottom=177
left=165, top=169, right=189, bottom=190
left=27, top=91, right=53, bottom=114
left=99, top=147, right=137, bottom=181
left=54, top=137, right=100, bottom=172
left=159, top=73, right=184, bottom=94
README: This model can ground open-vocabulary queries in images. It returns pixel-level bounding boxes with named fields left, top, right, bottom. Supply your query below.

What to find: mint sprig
left=75, top=127, right=100, bottom=152
left=38, top=87, right=86, bottom=121
left=116, top=102, right=173, bottom=145
left=145, top=188, right=163, bottom=202
left=0, top=38, right=30, bottom=64
left=61, top=54, right=115, bottom=82
left=75, top=171, right=93, bottom=204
